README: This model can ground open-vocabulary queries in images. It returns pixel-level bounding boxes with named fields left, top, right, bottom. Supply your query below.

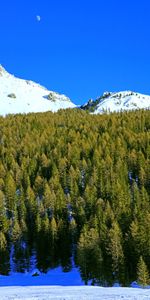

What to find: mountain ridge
left=0, top=65, right=76, bottom=116
left=1, top=65, right=150, bottom=115
left=81, top=90, right=150, bottom=113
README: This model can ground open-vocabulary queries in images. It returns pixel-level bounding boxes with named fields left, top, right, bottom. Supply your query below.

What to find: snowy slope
left=0, top=65, right=76, bottom=116
left=82, top=91, right=150, bottom=114
left=0, top=286, right=150, bottom=300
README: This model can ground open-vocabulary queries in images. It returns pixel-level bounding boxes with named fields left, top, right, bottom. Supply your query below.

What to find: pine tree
left=0, top=190, right=9, bottom=233
left=0, top=231, right=10, bottom=274
left=137, top=256, right=149, bottom=288
left=108, top=221, right=124, bottom=282
left=5, top=173, right=16, bottom=218
left=77, top=225, right=102, bottom=283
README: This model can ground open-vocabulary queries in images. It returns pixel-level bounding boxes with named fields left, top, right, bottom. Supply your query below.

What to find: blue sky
left=1, top=0, right=150, bottom=105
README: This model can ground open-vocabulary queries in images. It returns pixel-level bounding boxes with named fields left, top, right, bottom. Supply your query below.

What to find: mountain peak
left=0, top=66, right=76, bottom=116
left=81, top=90, right=150, bottom=114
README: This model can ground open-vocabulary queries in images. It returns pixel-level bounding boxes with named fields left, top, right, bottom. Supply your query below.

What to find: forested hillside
left=0, top=109, right=150, bottom=286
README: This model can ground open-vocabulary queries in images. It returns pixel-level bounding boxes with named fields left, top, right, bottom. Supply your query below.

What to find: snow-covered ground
left=0, top=286, right=150, bottom=300
left=0, top=65, right=76, bottom=116
left=0, top=266, right=84, bottom=287
left=0, top=267, right=150, bottom=299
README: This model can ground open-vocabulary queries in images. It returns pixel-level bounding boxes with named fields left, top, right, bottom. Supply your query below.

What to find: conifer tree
left=137, top=256, right=149, bottom=288
left=108, top=221, right=124, bottom=282
left=0, top=191, right=9, bottom=233
left=5, top=173, right=16, bottom=218
left=0, top=231, right=10, bottom=274
left=77, top=225, right=102, bottom=283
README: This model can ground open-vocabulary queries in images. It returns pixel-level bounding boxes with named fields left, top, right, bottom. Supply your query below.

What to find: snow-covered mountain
left=1, top=65, right=150, bottom=116
left=0, top=65, right=76, bottom=116
left=81, top=91, right=150, bottom=114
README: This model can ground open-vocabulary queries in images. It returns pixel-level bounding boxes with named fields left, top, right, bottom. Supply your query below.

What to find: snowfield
left=0, top=286, right=150, bottom=300
left=0, top=267, right=150, bottom=300
left=0, top=65, right=76, bottom=116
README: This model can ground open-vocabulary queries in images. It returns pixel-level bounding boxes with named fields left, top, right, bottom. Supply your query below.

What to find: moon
left=36, top=15, right=41, bottom=22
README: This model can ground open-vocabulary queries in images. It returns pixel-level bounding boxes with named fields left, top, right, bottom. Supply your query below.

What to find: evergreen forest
left=0, top=108, right=150, bottom=286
